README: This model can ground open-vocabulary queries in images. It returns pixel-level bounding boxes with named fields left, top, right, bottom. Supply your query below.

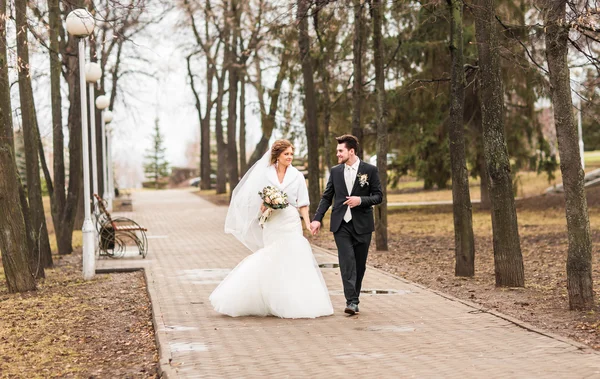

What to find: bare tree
left=215, top=62, right=228, bottom=194
left=542, top=0, right=593, bottom=309
left=371, top=0, right=388, bottom=251
left=448, top=0, right=474, bottom=276
left=298, top=0, right=320, bottom=217
left=183, top=0, right=219, bottom=190
left=352, top=0, right=364, bottom=158
left=473, top=0, right=524, bottom=286
left=246, top=47, right=290, bottom=167
left=226, top=0, right=240, bottom=192
left=0, top=0, right=37, bottom=293
left=16, top=0, right=51, bottom=274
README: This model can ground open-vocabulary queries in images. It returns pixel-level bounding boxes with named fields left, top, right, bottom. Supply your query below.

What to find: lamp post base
left=82, top=218, right=96, bottom=280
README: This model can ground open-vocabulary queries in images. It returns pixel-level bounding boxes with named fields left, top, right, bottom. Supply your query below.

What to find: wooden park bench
left=93, top=194, right=148, bottom=258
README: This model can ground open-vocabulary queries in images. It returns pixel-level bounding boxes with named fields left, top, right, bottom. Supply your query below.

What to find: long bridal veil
left=224, top=150, right=270, bottom=252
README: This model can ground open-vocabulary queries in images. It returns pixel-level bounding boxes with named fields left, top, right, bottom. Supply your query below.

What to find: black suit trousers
left=333, top=220, right=371, bottom=305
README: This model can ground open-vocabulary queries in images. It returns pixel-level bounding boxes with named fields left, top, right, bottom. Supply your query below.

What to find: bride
left=209, top=140, right=334, bottom=318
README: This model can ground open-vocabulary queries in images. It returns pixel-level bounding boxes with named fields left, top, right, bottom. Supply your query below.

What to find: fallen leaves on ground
left=0, top=252, right=158, bottom=378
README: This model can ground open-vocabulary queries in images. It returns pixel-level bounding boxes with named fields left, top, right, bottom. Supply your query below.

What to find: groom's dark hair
left=336, top=134, right=360, bottom=154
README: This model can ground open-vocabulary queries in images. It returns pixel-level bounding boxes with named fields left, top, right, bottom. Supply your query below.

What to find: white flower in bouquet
left=258, top=186, right=289, bottom=226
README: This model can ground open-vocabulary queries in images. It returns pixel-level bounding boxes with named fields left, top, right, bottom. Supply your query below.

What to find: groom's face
left=336, top=143, right=355, bottom=165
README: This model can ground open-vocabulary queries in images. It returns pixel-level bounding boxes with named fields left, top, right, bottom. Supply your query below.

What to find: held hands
left=310, top=221, right=321, bottom=236
left=343, top=196, right=361, bottom=208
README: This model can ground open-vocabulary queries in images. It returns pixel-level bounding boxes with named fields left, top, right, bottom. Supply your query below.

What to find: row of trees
left=0, top=0, right=161, bottom=292
left=181, top=0, right=598, bottom=310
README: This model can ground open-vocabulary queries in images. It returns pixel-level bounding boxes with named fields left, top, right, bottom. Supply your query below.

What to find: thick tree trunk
left=352, top=0, right=364, bottom=158
left=215, top=70, right=228, bottom=194
left=0, top=0, right=36, bottom=292
left=448, top=0, right=475, bottom=276
left=47, top=0, right=69, bottom=255
left=372, top=0, right=388, bottom=251
left=474, top=0, right=524, bottom=287
left=478, top=152, right=491, bottom=209
left=314, top=10, right=332, bottom=173
left=0, top=146, right=37, bottom=292
left=226, top=0, right=240, bottom=193
left=297, top=0, right=320, bottom=217
left=16, top=0, right=50, bottom=276
left=543, top=0, right=593, bottom=310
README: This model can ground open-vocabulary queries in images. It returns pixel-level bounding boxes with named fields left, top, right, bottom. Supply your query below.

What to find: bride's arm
left=298, top=206, right=311, bottom=231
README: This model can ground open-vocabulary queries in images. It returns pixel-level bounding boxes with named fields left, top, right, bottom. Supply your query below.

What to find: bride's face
left=278, top=147, right=294, bottom=167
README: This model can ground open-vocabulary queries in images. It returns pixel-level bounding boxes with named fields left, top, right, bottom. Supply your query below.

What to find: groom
left=311, top=135, right=383, bottom=315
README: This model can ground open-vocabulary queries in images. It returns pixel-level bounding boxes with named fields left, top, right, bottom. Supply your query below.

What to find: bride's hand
left=260, top=204, right=267, bottom=213
left=304, top=221, right=312, bottom=232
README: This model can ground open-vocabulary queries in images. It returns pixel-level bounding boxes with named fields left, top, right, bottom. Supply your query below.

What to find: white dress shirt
left=343, top=158, right=360, bottom=222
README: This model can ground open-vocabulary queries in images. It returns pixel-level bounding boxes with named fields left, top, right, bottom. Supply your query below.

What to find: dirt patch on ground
left=310, top=187, right=600, bottom=350
left=0, top=252, right=158, bottom=377
left=193, top=189, right=231, bottom=206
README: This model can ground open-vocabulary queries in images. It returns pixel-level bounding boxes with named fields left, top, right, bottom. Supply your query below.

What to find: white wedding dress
left=209, top=154, right=333, bottom=319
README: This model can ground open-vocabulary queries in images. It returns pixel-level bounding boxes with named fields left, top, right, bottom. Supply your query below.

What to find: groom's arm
left=359, top=167, right=383, bottom=207
left=313, top=172, right=335, bottom=223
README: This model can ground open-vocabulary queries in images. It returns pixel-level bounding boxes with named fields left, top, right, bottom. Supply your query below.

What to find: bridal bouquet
left=258, top=186, right=289, bottom=226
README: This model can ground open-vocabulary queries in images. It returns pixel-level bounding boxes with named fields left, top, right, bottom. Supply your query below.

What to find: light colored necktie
left=344, top=166, right=353, bottom=222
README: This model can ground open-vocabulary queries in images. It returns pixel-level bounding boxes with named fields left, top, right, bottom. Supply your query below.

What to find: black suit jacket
left=313, top=161, right=383, bottom=234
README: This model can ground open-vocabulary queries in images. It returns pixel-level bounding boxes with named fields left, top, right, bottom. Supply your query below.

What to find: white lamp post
left=85, top=62, right=102, bottom=210
left=96, top=95, right=110, bottom=210
left=104, top=110, right=114, bottom=207
left=66, top=8, right=96, bottom=281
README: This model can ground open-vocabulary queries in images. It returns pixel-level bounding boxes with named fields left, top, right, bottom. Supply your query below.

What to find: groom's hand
left=310, top=221, right=321, bottom=235
left=344, top=196, right=361, bottom=208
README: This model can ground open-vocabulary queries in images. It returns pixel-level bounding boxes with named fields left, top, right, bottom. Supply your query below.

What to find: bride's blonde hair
left=270, top=139, right=295, bottom=165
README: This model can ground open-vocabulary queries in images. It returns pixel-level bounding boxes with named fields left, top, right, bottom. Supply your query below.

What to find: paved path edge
left=311, top=244, right=597, bottom=354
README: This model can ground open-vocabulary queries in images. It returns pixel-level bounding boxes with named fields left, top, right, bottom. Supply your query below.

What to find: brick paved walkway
left=98, top=189, right=600, bottom=378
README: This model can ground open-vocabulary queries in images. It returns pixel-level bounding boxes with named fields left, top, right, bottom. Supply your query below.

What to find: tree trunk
left=0, top=145, right=37, bottom=292
left=314, top=9, right=332, bottom=173
left=474, top=0, right=524, bottom=287
left=239, top=73, right=247, bottom=174
left=478, top=152, right=491, bottom=209
left=297, top=0, right=320, bottom=217
left=16, top=0, right=50, bottom=276
left=0, top=0, right=37, bottom=292
left=352, top=0, right=364, bottom=158
left=543, top=0, right=593, bottom=310
left=60, top=0, right=85, bottom=253
left=371, top=0, right=388, bottom=251
left=201, top=63, right=214, bottom=190
left=448, top=0, right=475, bottom=276
left=47, top=0, right=70, bottom=255
left=215, top=70, right=228, bottom=194
left=226, top=0, right=240, bottom=193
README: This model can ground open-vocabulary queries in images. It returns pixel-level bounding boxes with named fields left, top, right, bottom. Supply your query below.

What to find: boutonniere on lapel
left=357, top=173, right=369, bottom=187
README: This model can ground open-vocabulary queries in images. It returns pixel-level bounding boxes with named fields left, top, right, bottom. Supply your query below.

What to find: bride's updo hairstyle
left=270, top=139, right=295, bottom=165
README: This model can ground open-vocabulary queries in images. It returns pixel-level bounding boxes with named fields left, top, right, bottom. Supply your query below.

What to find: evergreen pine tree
left=143, top=118, right=170, bottom=189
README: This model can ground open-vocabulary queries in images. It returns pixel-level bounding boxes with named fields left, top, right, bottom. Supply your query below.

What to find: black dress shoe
left=344, top=303, right=359, bottom=315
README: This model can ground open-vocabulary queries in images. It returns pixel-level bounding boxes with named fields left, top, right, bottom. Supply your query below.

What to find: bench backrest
left=93, top=194, right=114, bottom=227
